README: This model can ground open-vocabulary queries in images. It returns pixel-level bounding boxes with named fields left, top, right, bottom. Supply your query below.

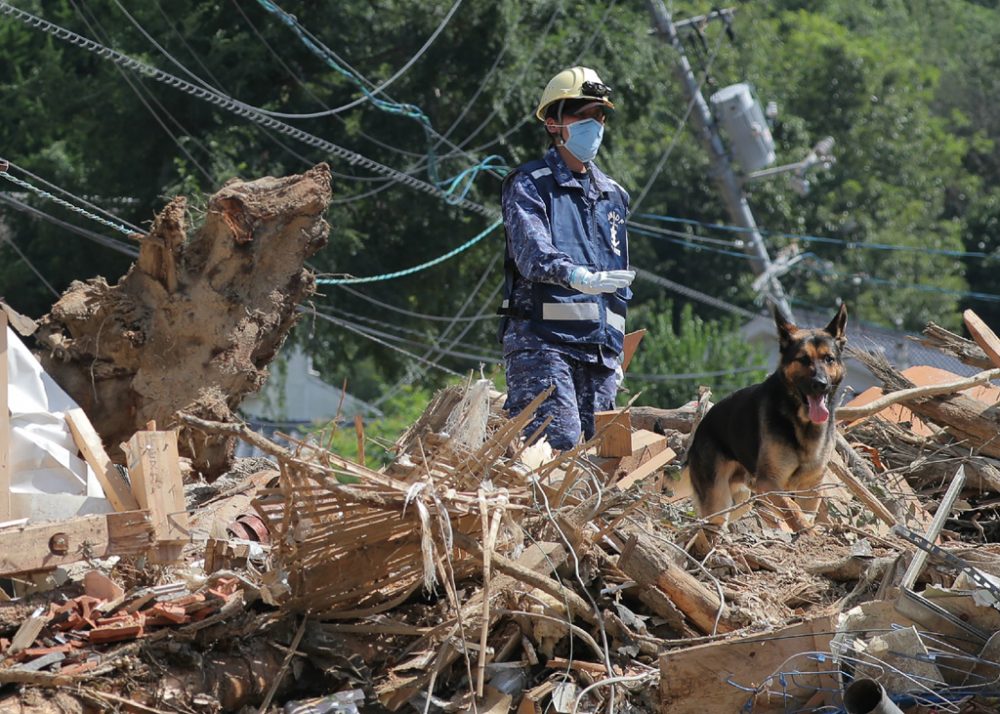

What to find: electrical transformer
left=709, top=83, right=776, bottom=172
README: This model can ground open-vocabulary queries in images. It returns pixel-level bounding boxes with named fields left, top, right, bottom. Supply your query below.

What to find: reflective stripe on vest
left=607, top=311, right=626, bottom=334
left=542, top=302, right=600, bottom=321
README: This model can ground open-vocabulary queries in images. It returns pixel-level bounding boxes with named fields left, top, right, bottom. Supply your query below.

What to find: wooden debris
left=65, top=408, right=139, bottom=512
left=594, top=410, right=632, bottom=457
left=616, top=528, right=734, bottom=635
left=0, top=511, right=154, bottom=576
left=125, top=428, right=190, bottom=563
left=963, top=309, right=1000, bottom=369
left=659, top=614, right=836, bottom=714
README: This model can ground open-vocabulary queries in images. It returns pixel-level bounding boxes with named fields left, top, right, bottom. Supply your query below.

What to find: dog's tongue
left=807, top=394, right=830, bottom=424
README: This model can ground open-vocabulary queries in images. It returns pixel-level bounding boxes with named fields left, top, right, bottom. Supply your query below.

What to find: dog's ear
left=773, top=306, right=796, bottom=352
left=826, top=303, right=848, bottom=346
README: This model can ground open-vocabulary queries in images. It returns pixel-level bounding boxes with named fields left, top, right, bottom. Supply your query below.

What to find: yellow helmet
left=534, top=66, right=615, bottom=122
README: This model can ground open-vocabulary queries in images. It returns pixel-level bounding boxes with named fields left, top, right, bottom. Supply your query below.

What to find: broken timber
left=660, top=614, right=837, bottom=713
left=0, top=511, right=153, bottom=575
left=125, top=428, right=190, bottom=564
left=66, top=408, right=139, bottom=512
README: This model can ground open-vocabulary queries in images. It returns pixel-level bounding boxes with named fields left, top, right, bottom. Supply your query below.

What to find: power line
left=253, top=0, right=464, bottom=119
left=630, top=18, right=728, bottom=214
left=322, top=303, right=500, bottom=358
left=69, top=0, right=216, bottom=183
left=0, top=193, right=140, bottom=258
left=0, top=1, right=498, bottom=219
left=637, top=213, right=993, bottom=259
left=306, top=308, right=462, bottom=377
left=333, top=285, right=496, bottom=323
left=2, top=160, right=144, bottom=233
left=230, top=0, right=424, bottom=164
left=0, top=234, right=60, bottom=298
left=634, top=267, right=761, bottom=319
left=0, top=165, right=141, bottom=238
left=315, top=218, right=502, bottom=284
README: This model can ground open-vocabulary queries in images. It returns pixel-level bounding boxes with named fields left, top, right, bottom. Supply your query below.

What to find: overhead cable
left=0, top=234, right=60, bottom=298
left=2, top=160, right=144, bottom=233
left=334, top=285, right=495, bottom=323
left=0, top=164, right=142, bottom=238
left=254, top=0, right=463, bottom=119
left=69, top=0, right=216, bottom=183
left=316, top=218, right=502, bottom=284
left=306, top=308, right=462, bottom=377
left=0, top=193, right=139, bottom=258
left=637, top=213, right=992, bottom=259
left=630, top=21, right=728, bottom=214
left=634, top=267, right=761, bottom=319
left=0, top=1, right=498, bottom=219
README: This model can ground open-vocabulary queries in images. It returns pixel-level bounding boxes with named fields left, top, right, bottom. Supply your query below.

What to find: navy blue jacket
left=500, top=148, right=631, bottom=362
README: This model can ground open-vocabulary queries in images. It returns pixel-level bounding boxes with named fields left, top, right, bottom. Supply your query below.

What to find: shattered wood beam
left=850, top=348, right=1000, bottom=459
left=963, top=309, right=1000, bottom=369
left=616, top=528, right=735, bottom=635
left=837, top=367, right=1000, bottom=421
left=0, top=511, right=153, bottom=576
left=628, top=405, right=699, bottom=435
left=452, top=532, right=596, bottom=625
left=829, top=442, right=897, bottom=528
left=66, top=408, right=139, bottom=512
left=920, top=322, right=992, bottom=369
left=125, top=429, right=190, bottom=564
left=0, top=310, right=8, bottom=521
left=378, top=542, right=566, bottom=711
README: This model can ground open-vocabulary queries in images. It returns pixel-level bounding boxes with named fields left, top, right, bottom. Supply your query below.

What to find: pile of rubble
left=5, top=308, right=1000, bottom=713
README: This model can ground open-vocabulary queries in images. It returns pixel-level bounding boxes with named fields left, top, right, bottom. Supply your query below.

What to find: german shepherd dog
left=686, top=304, right=847, bottom=533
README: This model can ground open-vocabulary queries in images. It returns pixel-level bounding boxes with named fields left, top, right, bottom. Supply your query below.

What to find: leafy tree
left=624, top=299, right=768, bottom=409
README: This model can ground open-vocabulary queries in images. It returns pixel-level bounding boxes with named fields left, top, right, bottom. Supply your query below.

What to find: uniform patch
left=608, top=210, right=624, bottom=256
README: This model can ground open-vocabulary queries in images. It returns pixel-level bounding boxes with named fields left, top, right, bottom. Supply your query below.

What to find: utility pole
left=647, top=0, right=795, bottom=322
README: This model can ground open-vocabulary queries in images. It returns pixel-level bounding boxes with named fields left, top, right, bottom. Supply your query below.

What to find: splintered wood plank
left=125, top=430, right=190, bottom=563
left=659, top=614, right=837, bottom=713
left=964, top=309, right=1000, bottom=370
left=0, top=511, right=154, bottom=576
left=378, top=542, right=566, bottom=711
left=614, top=447, right=676, bottom=492
left=66, top=408, right=139, bottom=512
left=0, top=310, right=9, bottom=521
left=595, top=410, right=632, bottom=458
left=621, top=329, right=646, bottom=371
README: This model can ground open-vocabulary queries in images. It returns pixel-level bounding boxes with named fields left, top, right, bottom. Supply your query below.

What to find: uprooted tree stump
left=33, top=164, right=332, bottom=479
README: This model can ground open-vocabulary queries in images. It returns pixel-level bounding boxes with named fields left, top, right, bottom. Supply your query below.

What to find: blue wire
left=255, top=0, right=432, bottom=127
left=0, top=170, right=139, bottom=237
left=636, top=213, right=992, bottom=259
left=437, top=155, right=508, bottom=204
left=316, top=219, right=502, bottom=284
left=628, top=224, right=760, bottom=259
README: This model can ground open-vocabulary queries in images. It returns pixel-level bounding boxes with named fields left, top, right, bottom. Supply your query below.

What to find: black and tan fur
left=686, top=304, right=848, bottom=532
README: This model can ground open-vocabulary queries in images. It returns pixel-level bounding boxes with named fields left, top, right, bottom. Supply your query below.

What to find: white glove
left=569, top=266, right=636, bottom=295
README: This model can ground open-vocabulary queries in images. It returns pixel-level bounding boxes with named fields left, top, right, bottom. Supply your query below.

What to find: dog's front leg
left=756, top=452, right=814, bottom=534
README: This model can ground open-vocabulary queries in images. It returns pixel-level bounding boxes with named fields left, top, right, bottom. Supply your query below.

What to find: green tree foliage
left=0, top=0, right=998, bottom=408
left=625, top=299, right=768, bottom=408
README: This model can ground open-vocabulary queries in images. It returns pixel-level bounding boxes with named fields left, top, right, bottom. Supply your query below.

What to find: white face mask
left=562, top=118, right=605, bottom=163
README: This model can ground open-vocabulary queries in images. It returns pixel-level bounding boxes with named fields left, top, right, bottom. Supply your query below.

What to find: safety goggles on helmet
left=581, top=81, right=612, bottom=100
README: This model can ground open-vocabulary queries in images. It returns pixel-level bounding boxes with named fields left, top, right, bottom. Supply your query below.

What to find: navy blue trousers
left=504, top=349, right=618, bottom=451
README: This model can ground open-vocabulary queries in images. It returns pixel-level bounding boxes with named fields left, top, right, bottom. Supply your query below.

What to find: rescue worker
left=498, top=66, right=635, bottom=451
